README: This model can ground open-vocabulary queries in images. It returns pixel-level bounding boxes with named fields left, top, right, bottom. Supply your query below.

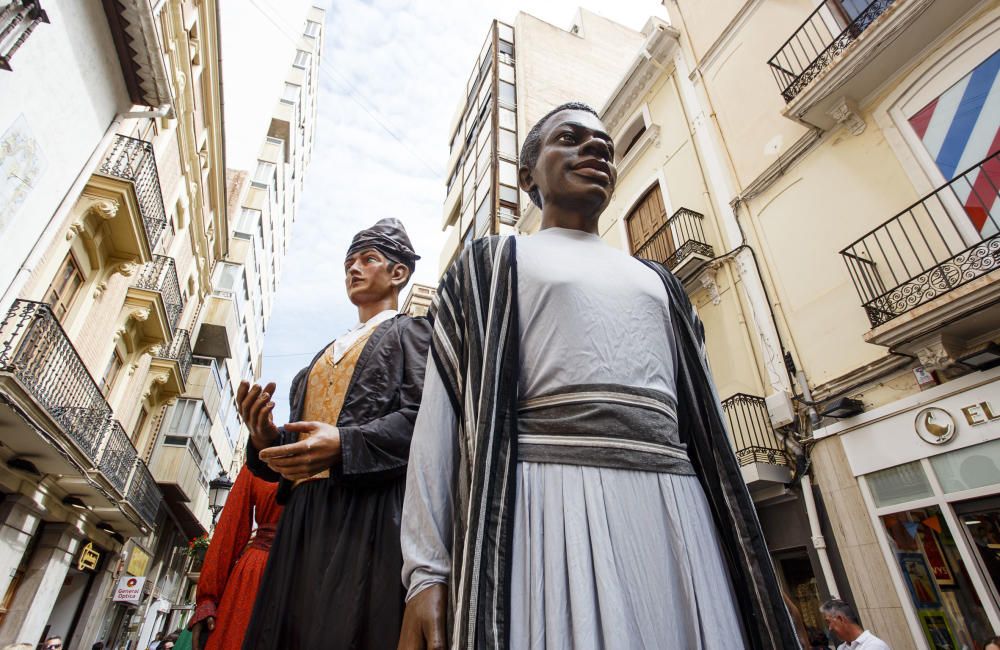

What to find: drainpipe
left=801, top=473, right=840, bottom=599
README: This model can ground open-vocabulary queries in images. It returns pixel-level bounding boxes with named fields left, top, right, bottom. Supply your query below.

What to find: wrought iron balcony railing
left=767, top=0, right=894, bottom=103
left=98, top=420, right=138, bottom=494
left=840, top=151, right=1000, bottom=328
left=99, top=135, right=168, bottom=250
left=155, top=328, right=192, bottom=384
left=127, top=460, right=161, bottom=526
left=635, top=208, right=714, bottom=271
left=0, top=300, right=112, bottom=461
left=0, top=300, right=162, bottom=525
left=0, top=0, right=48, bottom=71
left=133, top=255, right=183, bottom=333
left=721, top=393, right=789, bottom=467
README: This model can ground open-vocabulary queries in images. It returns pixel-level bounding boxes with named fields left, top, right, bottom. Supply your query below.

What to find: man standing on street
left=239, top=218, right=432, bottom=649
left=398, top=103, right=799, bottom=649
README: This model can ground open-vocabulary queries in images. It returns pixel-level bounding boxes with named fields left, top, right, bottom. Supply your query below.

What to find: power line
left=246, top=0, right=443, bottom=177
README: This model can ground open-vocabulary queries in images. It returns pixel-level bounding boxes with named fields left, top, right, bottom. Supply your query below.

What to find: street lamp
left=208, top=470, right=234, bottom=526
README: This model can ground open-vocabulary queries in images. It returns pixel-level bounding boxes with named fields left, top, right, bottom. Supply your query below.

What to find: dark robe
left=243, top=314, right=432, bottom=650
left=429, top=236, right=800, bottom=650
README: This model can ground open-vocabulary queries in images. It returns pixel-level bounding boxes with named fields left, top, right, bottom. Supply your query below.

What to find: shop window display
left=881, top=506, right=992, bottom=649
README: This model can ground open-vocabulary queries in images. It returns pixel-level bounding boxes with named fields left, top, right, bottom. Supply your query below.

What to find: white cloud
left=252, top=0, right=668, bottom=422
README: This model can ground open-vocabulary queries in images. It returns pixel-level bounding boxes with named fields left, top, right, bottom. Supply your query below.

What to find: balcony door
left=626, top=185, right=673, bottom=263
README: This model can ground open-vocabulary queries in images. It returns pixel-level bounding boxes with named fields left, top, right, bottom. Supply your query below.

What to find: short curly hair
left=518, top=101, right=600, bottom=209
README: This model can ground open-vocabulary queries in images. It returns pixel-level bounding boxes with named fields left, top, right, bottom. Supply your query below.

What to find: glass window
left=499, top=62, right=515, bottom=84
left=254, top=161, right=276, bottom=186
left=866, top=461, right=934, bottom=508
left=880, top=505, right=992, bottom=648
left=282, top=83, right=301, bottom=104
left=131, top=407, right=148, bottom=445
left=498, top=24, right=514, bottom=42
left=99, top=349, right=124, bottom=397
left=499, top=107, right=516, bottom=131
left=475, top=191, right=492, bottom=236
left=499, top=80, right=515, bottom=107
left=499, top=159, right=517, bottom=186
left=931, top=439, right=1000, bottom=493
left=477, top=124, right=491, bottom=154
left=304, top=20, right=321, bottom=37
left=498, top=40, right=514, bottom=59
left=499, top=129, right=517, bottom=157
left=235, top=208, right=261, bottom=236
left=294, top=50, right=311, bottom=68
left=44, top=253, right=84, bottom=321
left=499, top=185, right=518, bottom=206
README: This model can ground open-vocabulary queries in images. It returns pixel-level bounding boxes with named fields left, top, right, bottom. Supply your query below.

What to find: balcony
left=841, top=152, right=1000, bottom=346
left=149, top=442, right=210, bottom=537
left=150, top=328, right=192, bottom=397
left=0, top=0, right=49, bottom=71
left=634, top=208, right=714, bottom=281
left=192, top=293, right=239, bottom=359
left=126, top=254, right=182, bottom=345
left=0, top=300, right=162, bottom=533
left=722, top=393, right=792, bottom=490
left=768, top=0, right=979, bottom=130
left=95, top=135, right=168, bottom=252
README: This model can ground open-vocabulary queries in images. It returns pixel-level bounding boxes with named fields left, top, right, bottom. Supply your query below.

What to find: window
left=498, top=129, right=517, bottom=157
left=43, top=253, right=83, bottom=320
left=499, top=107, right=516, bottom=131
left=621, top=124, right=647, bottom=160
left=499, top=159, right=517, bottom=187
left=625, top=185, right=671, bottom=259
left=304, top=20, right=321, bottom=37
left=235, top=208, right=261, bottom=236
left=253, top=160, right=276, bottom=188
left=132, top=407, right=148, bottom=444
left=499, top=80, right=516, bottom=107
left=164, top=399, right=211, bottom=461
left=293, top=50, right=311, bottom=68
left=282, top=83, right=301, bottom=104
left=99, top=349, right=124, bottom=397
left=475, top=190, right=492, bottom=236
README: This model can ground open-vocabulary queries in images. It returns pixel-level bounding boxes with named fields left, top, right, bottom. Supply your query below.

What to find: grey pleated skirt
left=510, top=463, right=745, bottom=649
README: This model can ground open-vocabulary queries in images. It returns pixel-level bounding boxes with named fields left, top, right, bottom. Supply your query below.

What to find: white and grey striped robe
left=401, top=229, right=800, bottom=650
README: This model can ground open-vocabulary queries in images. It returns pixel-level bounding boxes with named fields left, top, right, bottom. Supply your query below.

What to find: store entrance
left=955, top=496, right=1000, bottom=611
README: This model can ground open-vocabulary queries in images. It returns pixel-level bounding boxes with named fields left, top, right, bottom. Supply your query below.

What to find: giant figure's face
left=521, top=109, right=617, bottom=214
left=343, top=247, right=407, bottom=306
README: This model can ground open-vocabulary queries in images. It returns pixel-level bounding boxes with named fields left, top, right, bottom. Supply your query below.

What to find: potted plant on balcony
left=186, top=533, right=210, bottom=572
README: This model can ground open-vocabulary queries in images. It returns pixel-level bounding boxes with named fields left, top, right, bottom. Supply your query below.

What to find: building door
left=773, top=550, right=824, bottom=638
left=626, top=185, right=672, bottom=263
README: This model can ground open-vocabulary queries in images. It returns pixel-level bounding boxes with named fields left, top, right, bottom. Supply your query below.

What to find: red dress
left=189, top=466, right=282, bottom=650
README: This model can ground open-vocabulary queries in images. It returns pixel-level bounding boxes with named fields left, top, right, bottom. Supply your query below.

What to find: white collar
left=331, top=309, right=398, bottom=364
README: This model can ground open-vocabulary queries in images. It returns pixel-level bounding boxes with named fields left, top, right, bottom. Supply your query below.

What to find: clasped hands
left=237, top=381, right=342, bottom=480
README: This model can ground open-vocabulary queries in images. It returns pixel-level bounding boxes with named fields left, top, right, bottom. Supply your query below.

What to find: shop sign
left=76, top=541, right=101, bottom=572
left=127, top=546, right=150, bottom=577
left=914, top=408, right=956, bottom=445
left=961, top=401, right=999, bottom=427
left=112, top=576, right=145, bottom=604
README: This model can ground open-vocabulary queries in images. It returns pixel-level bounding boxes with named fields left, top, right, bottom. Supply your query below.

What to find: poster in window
left=898, top=552, right=942, bottom=609
left=918, top=528, right=955, bottom=586
left=918, top=610, right=957, bottom=650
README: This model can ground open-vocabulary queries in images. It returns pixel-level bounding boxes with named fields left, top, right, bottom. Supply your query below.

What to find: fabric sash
left=517, top=383, right=694, bottom=474
left=247, top=523, right=277, bottom=552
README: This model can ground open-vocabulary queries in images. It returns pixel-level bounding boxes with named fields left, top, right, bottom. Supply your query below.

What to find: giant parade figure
left=238, top=218, right=432, bottom=649
left=398, top=103, right=800, bottom=649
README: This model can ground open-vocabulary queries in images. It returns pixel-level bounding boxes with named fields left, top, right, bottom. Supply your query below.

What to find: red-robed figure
left=188, top=466, right=282, bottom=650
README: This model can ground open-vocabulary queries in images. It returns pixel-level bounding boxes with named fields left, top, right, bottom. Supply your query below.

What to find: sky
left=233, top=0, right=670, bottom=422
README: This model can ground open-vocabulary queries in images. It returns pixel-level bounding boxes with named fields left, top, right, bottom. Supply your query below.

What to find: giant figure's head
left=518, top=102, right=617, bottom=217
left=344, top=218, right=419, bottom=306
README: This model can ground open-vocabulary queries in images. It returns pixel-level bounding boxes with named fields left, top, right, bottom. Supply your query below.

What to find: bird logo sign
left=914, top=407, right=956, bottom=445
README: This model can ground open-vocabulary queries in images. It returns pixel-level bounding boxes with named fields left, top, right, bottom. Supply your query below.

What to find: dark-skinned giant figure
left=236, top=218, right=431, bottom=650
left=398, top=104, right=801, bottom=649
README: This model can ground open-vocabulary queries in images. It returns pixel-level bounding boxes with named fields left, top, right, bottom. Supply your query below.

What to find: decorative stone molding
left=66, top=222, right=85, bottom=241
left=92, top=281, right=108, bottom=300
left=116, top=261, right=139, bottom=277
left=699, top=266, right=722, bottom=305
left=906, top=334, right=964, bottom=372
left=87, top=198, right=120, bottom=221
left=827, top=97, right=866, bottom=136
left=127, top=362, right=140, bottom=377
left=113, top=326, right=128, bottom=342
left=129, top=308, right=150, bottom=323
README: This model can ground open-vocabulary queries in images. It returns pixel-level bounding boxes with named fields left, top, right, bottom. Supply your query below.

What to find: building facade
left=0, top=1, right=323, bottom=647
left=548, top=0, right=1000, bottom=647
left=438, top=10, right=646, bottom=274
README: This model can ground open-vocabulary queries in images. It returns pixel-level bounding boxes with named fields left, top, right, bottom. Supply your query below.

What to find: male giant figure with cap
left=237, top=219, right=432, bottom=650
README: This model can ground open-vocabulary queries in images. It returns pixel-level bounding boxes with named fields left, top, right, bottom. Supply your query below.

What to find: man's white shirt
left=837, top=630, right=891, bottom=650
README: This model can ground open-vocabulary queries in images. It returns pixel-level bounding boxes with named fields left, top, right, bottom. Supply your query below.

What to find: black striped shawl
left=429, top=235, right=799, bottom=650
